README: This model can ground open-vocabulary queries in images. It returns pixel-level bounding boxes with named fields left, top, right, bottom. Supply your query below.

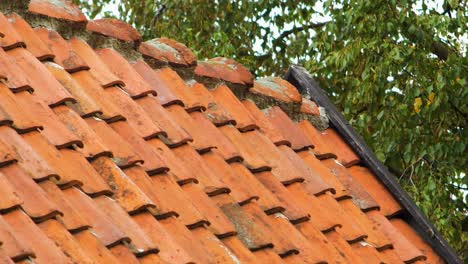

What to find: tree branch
left=273, top=22, right=328, bottom=45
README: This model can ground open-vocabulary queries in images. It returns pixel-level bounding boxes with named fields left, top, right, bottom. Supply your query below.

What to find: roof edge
left=284, top=64, right=462, bottom=264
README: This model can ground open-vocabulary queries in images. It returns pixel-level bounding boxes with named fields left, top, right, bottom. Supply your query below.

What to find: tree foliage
left=74, top=0, right=467, bottom=258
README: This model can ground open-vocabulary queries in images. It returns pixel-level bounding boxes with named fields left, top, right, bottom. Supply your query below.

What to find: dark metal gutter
left=285, top=65, right=461, bottom=264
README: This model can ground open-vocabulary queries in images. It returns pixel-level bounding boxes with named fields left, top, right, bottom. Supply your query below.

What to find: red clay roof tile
left=298, top=150, right=350, bottom=198
left=251, top=77, right=302, bottom=103
left=14, top=91, right=82, bottom=149
left=0, top=12, right=25, bottom=51
left=139, top=38, right=197, bottom=67
left=87, top=18, right=141, bottom=43
left=1, top=164, right=61, bottom=222
left=280, top=145, right=334, bottom=195
left=217, top=201, right=274, bottom=251
left=190, top=111, right=242, bottom=161
left=264, top=106, right=313, bottom=151
left=242, top=99, right=291, bottom=146
left=3, top=209, right=72, bottom=263
left=366, top=211, right=426, bottom=263
left=0, top=171, right=22, bottom=213
left=189, top=82, right=236, bottom=126
left=220, top=126, right=272, bottom=171
left=221, top=235, right=258, bottom=263
left=85, top=118, right=143, bottom=168
left=73, top=230, right=121, bottom=263
left=132, top=212, right=194, bottom=264
left=324, top=229, right=365, bottom=263
left=339, top=199, right=392, bottom=250
left=71, top=70, right=125, bottom=122
left=350, top=241, right=383, bottom=263
left=21, top=131, right=83, bottom=188
left=63, top=187, right=130, bottom=247
left=7, top=49, right=75, bottom=107
left=252, top=249, right=284, bottom=263
left=317, top=193, right=367, bottom=243
left=60, top=148, right=114, bottom=195
left=152, top=68, right=203, bottom=111
left=348, top=165, right=404, bottom=217
left=253, top=171, right=310, bottom=224
left=121, top=166, right=177, bottom=218
left=68, top=37, right=124, bottom=87
left=0, top=48, right=32, bottom=93
left=38, top=219, right=94, bottom=264
left=190, top=226, right=239, bottom=263
left=53, top=106, right=110, bottom=159
left=379, top=248, right=406, bottom=263
left=321, top=128, right=360, bottom=167
left=202, top=152, right=259, bottom=205
left=28, top=0, right=87, bottom=23
left=38, top=180, right=90, bottom=232
left=182, top=186, right=236, bottom=237
left=0, top=84, right=41, bottom=133
left=93, top=195, right=159, bottom=256
left=0, top=214, right=34, bottom=262
left=165, top=104, right=214, bottom=153
left=34, top=27, right=89, bottom=73
left=322, top=159, right=380, bottom=212
left=229, top=161, right=285, bottom=213
left=159, top=217, right=214, bottom=263
left=7, top=14, right=57, bottom=61
left=195, top=57, right=253, bottom=85
left=0, top=126, right=57, bottom=181
left=286, top=183, right=340, bottom=231
left=146, top=138, right=198, bottom=184
left=211, top=85, right=258, bottom=131
left=105, top=87, right=164, bottom=140
left=91, top=156, right=156, bottom=214
left=148, top=174, right=207, bottom=227
left=171, top=144, right=228, bottom=194
left=132, top=60, right=182, bottom=106
left=267, top=212, right=329, bottom=263
left=298, top=120, right=337, bottom=159
left=97, top=48, right=155, bottom=98
left=136, top=95, right=192, bottom=146
left=45, top=63, right=102, bottom=117
left=110, top=121, right=169, bottom=174
left=108, top=244, right=140, bottom=264
left=391, top=218, right=444, bottom=264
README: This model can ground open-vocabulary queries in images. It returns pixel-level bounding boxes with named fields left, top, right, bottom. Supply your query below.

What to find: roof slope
left=0, top=0, right=451, bottom=263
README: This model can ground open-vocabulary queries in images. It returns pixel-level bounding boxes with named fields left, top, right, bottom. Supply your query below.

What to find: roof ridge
left=1, top=0, right=329, bottom=130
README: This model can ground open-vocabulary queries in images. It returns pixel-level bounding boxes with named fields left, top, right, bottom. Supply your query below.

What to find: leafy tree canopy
left=74, top=0, right=467, bottom=258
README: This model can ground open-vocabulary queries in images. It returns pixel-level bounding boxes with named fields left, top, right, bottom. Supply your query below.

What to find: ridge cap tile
left=139, top=37, right=197, bottom=67
left=87, top=17, right=142, bottom=43
left=28, top=0, right=87, bottom=23
left=195, top=57, right=254, bottom=86
left=251, top=76, right=302, bottom=103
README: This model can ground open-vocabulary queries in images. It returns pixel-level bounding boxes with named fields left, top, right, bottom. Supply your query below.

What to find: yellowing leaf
left=427, top=92, right=435, bottom=106
left=414, top=97, right=422, bottom=113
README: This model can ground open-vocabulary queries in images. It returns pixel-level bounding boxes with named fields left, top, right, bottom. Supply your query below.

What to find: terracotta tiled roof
left=0, top=1, right=448, bottom=263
